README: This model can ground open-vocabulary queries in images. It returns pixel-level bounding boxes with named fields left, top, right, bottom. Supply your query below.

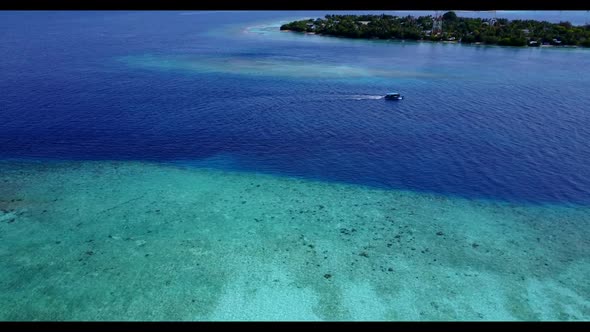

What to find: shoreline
left=280, top=30, right=583, bottom=49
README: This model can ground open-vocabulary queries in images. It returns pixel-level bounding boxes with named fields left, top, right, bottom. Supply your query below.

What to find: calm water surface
left=1, top=11, right=589, bottom=204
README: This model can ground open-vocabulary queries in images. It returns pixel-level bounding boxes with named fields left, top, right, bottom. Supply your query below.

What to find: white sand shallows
left=0, top=161, right=588, bottom=320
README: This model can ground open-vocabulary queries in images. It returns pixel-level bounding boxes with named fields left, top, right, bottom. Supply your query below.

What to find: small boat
left=384, top=92, right=403, bottom=100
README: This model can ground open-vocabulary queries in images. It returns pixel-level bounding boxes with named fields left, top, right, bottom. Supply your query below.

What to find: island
left=280, top=12, right=590, bottom=47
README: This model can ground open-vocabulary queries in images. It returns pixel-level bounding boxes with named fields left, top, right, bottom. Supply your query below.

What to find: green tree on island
left=280, top=11, right=590, bottom=48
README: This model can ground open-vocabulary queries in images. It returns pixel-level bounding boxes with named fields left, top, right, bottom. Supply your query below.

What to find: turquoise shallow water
left=1, top=11, right=590, bottom=320
left=1, top=161, right=589, bottom=320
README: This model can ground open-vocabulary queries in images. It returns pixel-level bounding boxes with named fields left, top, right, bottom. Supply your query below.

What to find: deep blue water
left=1, top=11, right=590, bottom=205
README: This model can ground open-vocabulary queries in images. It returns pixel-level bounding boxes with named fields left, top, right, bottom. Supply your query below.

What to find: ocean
left=0, top=11, right=588, bottom=320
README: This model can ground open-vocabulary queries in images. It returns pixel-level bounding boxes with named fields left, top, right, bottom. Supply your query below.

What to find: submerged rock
left=0, top=210, right=17, bottom=223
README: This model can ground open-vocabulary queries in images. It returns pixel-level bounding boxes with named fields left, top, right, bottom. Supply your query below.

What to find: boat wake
left=346, top=95, right=385, bottom=100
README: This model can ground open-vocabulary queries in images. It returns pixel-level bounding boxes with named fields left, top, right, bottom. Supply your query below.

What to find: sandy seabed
left=0, top=161, right=588, bottom=320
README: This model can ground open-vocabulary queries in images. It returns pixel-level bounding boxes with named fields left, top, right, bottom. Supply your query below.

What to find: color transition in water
left=0, top=11, right=589, bottom=321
